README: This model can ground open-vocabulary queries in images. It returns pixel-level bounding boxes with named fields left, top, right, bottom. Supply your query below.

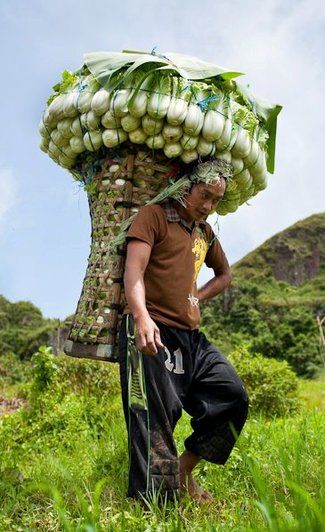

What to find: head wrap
left=189, top=158, right=233, bottom=185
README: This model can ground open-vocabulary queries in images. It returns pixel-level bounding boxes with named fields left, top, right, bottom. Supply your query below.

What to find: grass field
left=0, top=364, right=324, bottom=531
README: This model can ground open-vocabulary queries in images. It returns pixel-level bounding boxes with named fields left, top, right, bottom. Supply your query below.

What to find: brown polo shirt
left=123, top=201, right=227, bottom=330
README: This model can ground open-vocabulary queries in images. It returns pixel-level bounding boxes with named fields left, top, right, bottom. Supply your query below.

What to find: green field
left=0, top=351, right=324, bottom=532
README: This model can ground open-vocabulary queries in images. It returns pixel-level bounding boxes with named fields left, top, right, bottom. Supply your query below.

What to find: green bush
left=0, top=347, right=123, bottom=477
left=0, top=295, right=57, bottom=360
left=29, top=346, right=120, bottom=409
left=0, top=352, right=32, bottom=386
left=201, top=278, right=323, bottom=378
left=228, top=345, right=299, bottom=417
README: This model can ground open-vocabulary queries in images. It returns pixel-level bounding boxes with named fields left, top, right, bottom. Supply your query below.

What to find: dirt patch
left=0, top=396, right=27, bottom=416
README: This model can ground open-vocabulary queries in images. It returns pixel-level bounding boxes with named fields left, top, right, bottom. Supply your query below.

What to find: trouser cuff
left=184, top=432, right=234, bottom=465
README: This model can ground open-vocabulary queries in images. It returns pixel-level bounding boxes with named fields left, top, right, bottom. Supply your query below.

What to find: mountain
left=232, top=213, right=325, bottom=287
left=201, top=213, right=325, bottom=377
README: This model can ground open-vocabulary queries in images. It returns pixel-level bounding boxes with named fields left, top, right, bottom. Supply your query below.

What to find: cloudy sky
left=0, top=0, right=324, bottom=319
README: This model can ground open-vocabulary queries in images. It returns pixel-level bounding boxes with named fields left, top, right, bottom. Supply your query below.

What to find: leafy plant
left=228, top=345, right=299, bottom=417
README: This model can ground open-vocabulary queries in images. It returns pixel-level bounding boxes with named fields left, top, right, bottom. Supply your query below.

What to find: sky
left=0, top=0, right=324, bottom=320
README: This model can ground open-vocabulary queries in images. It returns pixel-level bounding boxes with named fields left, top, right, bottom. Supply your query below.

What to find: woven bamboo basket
left=63, top=146, right=178, bottom=362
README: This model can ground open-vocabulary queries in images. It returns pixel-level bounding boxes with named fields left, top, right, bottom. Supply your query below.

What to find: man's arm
left=198, top=239, right=232, bottom=302
left=197, top=267, right=232, bottom=302
left=124, top=239, right=164, bottom=356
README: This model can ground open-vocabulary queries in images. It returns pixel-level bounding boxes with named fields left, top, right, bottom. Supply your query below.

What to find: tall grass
left=0, top=356, right=324, bottom=531
left=1, top=407, right=323, bottom=531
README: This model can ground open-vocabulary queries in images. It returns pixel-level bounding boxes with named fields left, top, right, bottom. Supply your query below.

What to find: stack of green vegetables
left=39, top=50, right=282, bottom=214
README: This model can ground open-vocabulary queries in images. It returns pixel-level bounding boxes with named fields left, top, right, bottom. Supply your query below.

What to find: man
left=119, top=159, right=249, bottom=503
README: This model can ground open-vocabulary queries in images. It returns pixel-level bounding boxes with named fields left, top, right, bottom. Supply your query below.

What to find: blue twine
left=149, top=47, right=172, bottom=65
left=197, top=95, right=219, bottom=112
left=78, top=80, right=88, bottom=93
left=84, top=162, right=95, bottom=184
left=180, top=83, right=194, bottom=94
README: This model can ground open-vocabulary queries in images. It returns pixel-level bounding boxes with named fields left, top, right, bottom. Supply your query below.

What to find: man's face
left=181, top=179, right=226, bottom=221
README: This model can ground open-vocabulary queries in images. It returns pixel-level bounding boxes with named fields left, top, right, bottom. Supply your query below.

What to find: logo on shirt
left=192, top=234, right=208, bottom=282
left=188, top=293, right=199, bottom=307
left=188, top=231, right=209, bottom=308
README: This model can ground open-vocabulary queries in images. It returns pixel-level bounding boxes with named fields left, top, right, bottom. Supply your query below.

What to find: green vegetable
left=162, top=124, right=183, bottom=142
left=40, top=49, right=282, bottom=212
left=121, top=114, right=141, bottom=132
left=163, top=142, right=182, bottom=158
left=202, top=110, right=224, bottom=142
left=147, top=75, right=171, bottom=119
left=128, top=128, right=147, bottom=144
left=91, top=88, right=110, bottom=116
left=47, top=70, right=79, bottom=105
left=183, top=104, right=204, bottom=136
left=83, top=131, right=102, bottom=151
left=181, top=149, right=198, bottom=163
left=146, top=134, right=164, bottom=150
left=142, top=115, right=163, bottom=136
left=102, top=128, right=127, bottom=148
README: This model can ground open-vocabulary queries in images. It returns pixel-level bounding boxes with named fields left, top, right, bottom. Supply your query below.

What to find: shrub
left=0, top=296, right=57, bottom=360
left=284, top=334, right=324, bottom=378
left=201, top=280, right=323, bottom=378
left=29, top=345, right=120, bottom=408
left=0, top=352, right=32, bottom=386
left=228, top=345, right=299, bottom=417
left=0, top=347, right=123, bottom=464
left=17, top=324, right=58, bottom=360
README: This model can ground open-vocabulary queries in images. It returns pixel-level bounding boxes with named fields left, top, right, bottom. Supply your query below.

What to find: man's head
left=179, top=178, right=227, bottom=222
left=171, top=158, right=231, bottom=223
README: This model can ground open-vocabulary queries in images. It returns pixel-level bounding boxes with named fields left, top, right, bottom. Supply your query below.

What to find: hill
left=0, top=296, right=57, bottom=360
left=233, top=212, right=325, bottom=286
left=201, top=213, right=325, bottom=377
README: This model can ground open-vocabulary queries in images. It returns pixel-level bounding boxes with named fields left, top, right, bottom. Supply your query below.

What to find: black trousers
left=119, top=314, right=249, bottom=500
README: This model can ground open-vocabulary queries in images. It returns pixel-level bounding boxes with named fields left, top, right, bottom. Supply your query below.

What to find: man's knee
left=236, top=380, right=249, bottom=405
left=236, top=381, right=249, bottom=425
left=227, top=376, right=249, bottom=418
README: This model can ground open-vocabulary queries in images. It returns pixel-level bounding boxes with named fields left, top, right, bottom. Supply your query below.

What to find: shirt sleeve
left=126, top=205, right=163, bottom=248
left=204, top=224, right=229, bottom=274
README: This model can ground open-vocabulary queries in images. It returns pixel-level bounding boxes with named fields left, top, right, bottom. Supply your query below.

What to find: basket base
left=63, top=339, right=119, bottom=363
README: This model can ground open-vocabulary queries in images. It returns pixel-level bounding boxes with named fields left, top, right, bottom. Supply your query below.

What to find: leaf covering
left=83, top=49, right=282, bottom=172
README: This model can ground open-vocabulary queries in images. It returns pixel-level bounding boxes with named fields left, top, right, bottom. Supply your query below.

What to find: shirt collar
left=161, top=200, right=206, bottom=231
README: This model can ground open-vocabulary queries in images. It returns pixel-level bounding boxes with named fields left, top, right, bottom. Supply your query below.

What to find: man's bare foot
left=179, top=449, right=214, bottom=504
left=179, top=471, right=214, bottom=503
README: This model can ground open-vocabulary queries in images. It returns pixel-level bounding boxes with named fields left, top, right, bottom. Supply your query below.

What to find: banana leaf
left=84, top=49, right=282, bottom=174
left=84, top=50, right=243, bottom=85
left=162, top=52, right=243, bottom=80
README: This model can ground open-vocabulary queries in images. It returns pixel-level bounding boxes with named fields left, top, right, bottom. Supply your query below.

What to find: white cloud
left=0, top=164, right=19, bottom=237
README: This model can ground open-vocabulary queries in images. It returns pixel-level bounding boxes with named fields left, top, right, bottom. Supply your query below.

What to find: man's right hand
left=134, top=314, right=165, bottom=356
